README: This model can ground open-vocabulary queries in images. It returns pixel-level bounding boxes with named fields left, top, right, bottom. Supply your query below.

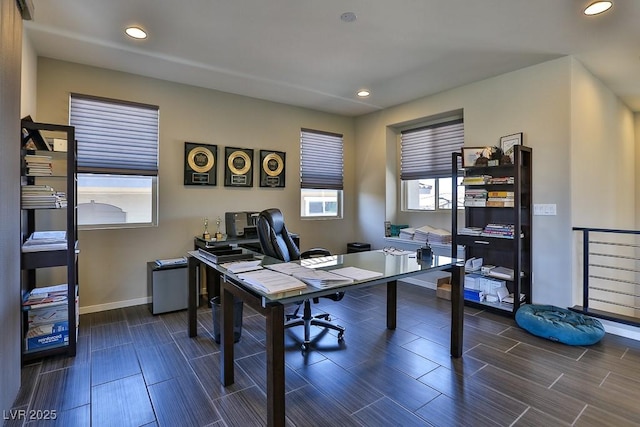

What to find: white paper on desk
left=237, top=269, right=307, bottom=294
left=292, top=269, right=354, bottom=288
left=265, top=262, right=311, bottom=276
left=221, top=260, right=263, bottom=273
left=330, top=266, right=383, bottom=281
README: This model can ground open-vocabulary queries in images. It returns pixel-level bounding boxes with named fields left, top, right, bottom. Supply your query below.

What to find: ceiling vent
left=17, top=0, right=35, bottom=20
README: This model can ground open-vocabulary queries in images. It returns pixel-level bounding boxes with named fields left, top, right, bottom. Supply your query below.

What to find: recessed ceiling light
left=584, top=1, right=613, bottom=15
left=356, top=89, right=370, bottom=98
left=125, top=26, right=147, bottom=39
left=340, top=12, right=357, bottom=23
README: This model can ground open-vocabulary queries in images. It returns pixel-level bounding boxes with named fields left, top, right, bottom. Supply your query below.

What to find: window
left=300, top=129, right=343, bottom=218
left=401, top=118, right=464, bottom=211
left=70, top=94, right=159, bottom=228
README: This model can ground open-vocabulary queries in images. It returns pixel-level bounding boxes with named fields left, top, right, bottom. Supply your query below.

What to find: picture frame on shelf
left=500, top=132, right=523, bottom=164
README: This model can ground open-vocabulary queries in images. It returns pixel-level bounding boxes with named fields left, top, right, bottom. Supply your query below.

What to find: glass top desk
left=186, top=250, right=464, bottom=427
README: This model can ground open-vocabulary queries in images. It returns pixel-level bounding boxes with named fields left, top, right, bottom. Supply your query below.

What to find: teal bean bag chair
left=515, top=305, right=605, bottom=346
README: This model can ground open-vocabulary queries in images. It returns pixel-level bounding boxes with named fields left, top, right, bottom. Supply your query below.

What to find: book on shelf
left=488, top=176, right=515, bottom=184
left=25, top=322, right=70, bottom=351
left=464, top=200, right=487, bottom=207
left=502, top=293, right=526, bottom=304
left=481, top=223, right=517, bottom=238
left=21, top=186, right=67, bottom=208
left=458, top=226, right=483, bottom=236
left=22, top=284, right=69, bottom=309
left=461, top=175, right=491, bottom=185
left=487, top=266, right=516, bottom=280
left=21, top=231, right=67, bottom=252
left=486, top=200, right=514, bottom=208
left=487, top=191, right=514, bottom=198
left=27, top=305, right=69, bottom=327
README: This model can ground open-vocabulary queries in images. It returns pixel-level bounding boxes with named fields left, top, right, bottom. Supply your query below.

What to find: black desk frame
left=187, top=254, right=464, bottom=427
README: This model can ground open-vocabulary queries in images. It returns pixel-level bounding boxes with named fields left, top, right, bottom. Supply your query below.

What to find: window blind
left=400, top=119, right=464, bottom=180
left=300, top=129, right=344, bottom=190
left=70, top=94, right=159, bottom=175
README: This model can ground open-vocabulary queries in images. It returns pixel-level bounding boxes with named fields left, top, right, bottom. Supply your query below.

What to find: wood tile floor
left=6, top=282, right=640, bottom=426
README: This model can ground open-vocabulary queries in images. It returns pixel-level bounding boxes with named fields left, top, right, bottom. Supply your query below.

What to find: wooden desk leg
left=387, top=280, right=397, bottom=329
left=221, top=283, right=235, bottom=386
left=450, top=264, right=464, bottom=358
left=188, top=256, right=198, bottom=337
left=265, top=304, right=285, bottom=427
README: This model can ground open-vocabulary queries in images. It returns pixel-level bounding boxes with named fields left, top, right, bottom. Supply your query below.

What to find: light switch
left=533, top=204, right=557, bottom=216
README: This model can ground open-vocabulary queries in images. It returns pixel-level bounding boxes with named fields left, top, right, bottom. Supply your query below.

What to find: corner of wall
left=20, top=29, right=37, bottom=118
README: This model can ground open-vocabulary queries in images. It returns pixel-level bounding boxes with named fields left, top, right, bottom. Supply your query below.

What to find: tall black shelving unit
left=451, top=145, right=532, bottom=315
left=20, top=119, right=78, bottom=363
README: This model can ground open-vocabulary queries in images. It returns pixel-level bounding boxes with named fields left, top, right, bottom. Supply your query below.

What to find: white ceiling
left=24, top=0, right=640, bottom=116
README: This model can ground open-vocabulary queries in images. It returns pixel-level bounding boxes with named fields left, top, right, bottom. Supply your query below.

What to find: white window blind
left=70, top=94, right=159, bottom=175
left=400, top=119, right=464, bottom=180
left=300, top=129, right=343, bottom=190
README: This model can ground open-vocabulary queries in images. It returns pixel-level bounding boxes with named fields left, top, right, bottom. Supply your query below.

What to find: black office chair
left=257, top=208, right=345, bottom=351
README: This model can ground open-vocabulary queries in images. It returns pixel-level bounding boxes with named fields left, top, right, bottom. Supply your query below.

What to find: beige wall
left=570, top=59, right=636, bottom=310
left=1, top=0, right=23, bottom=412
left=20, top=33, right=37, bottom=118
left=570, top=59, right=635, bottom=229
left=36, top=58, right=356, bottom=311
left=33, top=55, right=637, bottom=313
left=356, top=57, right=634, bottom=306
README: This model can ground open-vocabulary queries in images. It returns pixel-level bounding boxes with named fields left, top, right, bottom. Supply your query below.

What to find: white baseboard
left=79, top=296, right=151, bottom=315
left=601, top=319, right=640, bottom=341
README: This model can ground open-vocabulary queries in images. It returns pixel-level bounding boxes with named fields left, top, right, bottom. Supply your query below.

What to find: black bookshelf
left=451, top=145, right=532, bottom=315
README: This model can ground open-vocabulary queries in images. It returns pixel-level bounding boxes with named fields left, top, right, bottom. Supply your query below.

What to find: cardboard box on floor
left=435, top=276, right=451, bottom=300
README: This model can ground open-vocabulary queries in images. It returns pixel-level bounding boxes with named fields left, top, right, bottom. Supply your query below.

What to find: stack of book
left=481, top=223, right=516, bottom=239
left=398, top=227, right=415, bottom=240
left=486, top=191, right=515, bottom=207
left=488, top=176, right=515, bottom=184
left=24, top=154, right=53, bottom=176
left=21, top=185, right=67, bottom=209
left=458, top=226, right=483, bottom=236
left=461, top=175, right=491, bottom=185
left=413, top=225, right=452, bottom=244
left=21, top=231, right=67, bottom=252
left=464, top=188, right=487, bottom=207
left=22, top=284, right=76, bottom=351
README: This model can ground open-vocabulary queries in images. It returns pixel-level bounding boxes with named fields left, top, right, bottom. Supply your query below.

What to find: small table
left=186, top=250, right=464, bottom=427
